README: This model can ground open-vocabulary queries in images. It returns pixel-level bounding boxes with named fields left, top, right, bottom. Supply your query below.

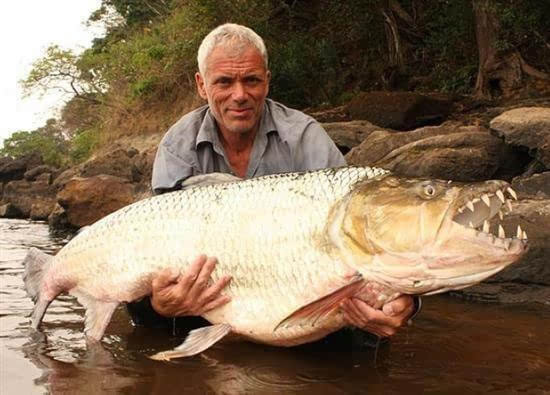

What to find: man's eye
left=215, top=78, right=232, bottom=85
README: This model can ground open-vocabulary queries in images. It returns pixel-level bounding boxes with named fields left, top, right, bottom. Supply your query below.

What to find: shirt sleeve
left=151, top=142, right=194, bottom=194
left=294, top=122, right=347, bottom=171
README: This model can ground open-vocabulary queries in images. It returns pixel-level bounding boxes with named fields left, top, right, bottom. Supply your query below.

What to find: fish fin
left=181, top=173, right=241, bottom=189
left=22, top=248, right=56, bottom=330
left=22, top=248, right=53, bottom=302
left=274, top=274, right=365, bottom=331
left=149, top=323, right=232, bottom=361
left=73, top=291, right=118, bottom=341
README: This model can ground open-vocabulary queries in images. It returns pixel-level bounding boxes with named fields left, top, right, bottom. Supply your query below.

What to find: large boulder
left=0, top=203, right=23, bottom=218
left=490, top=107, right=550, bottom=169
left=24, top=165, right=58, bottom=181
left=346, top=91, right=453, bottom=131
left=346, top=123, right=512, bottom=181
left=322, top=120, right=383, bottom=153
left=57, top=175, right=135, bottom=228
left=511, top=171, right=550, bottom=199
left=80, top=148, right=143, bottom=182
left=1, top=178, right=56, bottom=218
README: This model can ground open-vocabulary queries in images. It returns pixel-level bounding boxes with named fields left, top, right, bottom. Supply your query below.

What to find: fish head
left=339, top=175, right=528, bottom=295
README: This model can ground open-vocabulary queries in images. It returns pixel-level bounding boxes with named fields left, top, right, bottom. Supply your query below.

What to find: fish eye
left=424, top=184, right=436, bottom=197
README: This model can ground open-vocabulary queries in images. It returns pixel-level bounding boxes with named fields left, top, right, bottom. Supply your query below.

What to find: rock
left=347, top=91, right=453, bottom=131
left=24, top=165, right=57, bottom=181
left=346, top=123, right=509, bottom=181
left=490, top=107, right=550, bottom=169
left=450, top=283, right=549, bottom=304
left=511, top=172, right=550, bottom=199
left=307, top=105, right=350, bottom=123
left=81, top=148, right=142, bottom=182
left=322, top=120, right=383, bottom=153
left=48, top=203, right=74, bottom=231
left=0, top=157, right=27, bottom=182
left=57, top=175, right=135, bottom=228
left=30, top=201, right=56, bottom=221
left=1, top=178, right=56, bottom=217
left=52, top=168, right=80, bottom=191
left=494, top=199, right=550, bottom=285
left=0, top=153, right=44, bottom=182
left=0, top=203, right=23, bottom=218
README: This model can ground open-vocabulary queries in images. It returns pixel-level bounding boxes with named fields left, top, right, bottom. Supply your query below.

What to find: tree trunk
left=473, top=0, right=549, bottom=99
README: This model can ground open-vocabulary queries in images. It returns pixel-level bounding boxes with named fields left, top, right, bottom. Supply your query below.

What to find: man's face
left=195, top=44, right=270, bottom=137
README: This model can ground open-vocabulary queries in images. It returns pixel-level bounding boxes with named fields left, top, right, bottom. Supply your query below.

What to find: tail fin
left=23, top=248, right=54, bottom=329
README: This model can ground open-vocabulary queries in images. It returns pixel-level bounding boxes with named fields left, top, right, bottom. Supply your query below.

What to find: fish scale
left=23, top=165, right=526, bottom=359
left=49, top=167, right=381, bottom=344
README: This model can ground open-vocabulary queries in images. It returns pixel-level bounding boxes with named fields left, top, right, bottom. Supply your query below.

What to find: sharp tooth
left=483, top=220, right=490, bottom=233
left=498, top=210, right=504, bottom=220
left=522, top=230, right=528, bottom=240
left=481, top=194, right=491, bottom=207
left=498, top=224, right=505, bottom=239
left=458, top=207, right=464, bottom=214
left=496, top=190, right=506, bottom=203
left=469, top=221, right=474, bottom=228
left=506, top=200, right=513, bottom=212
left=516, top=225, right=522, bottom=238
left=467, top=201, right=475, bottom=212
left=507, top=187, right=518, bottom=200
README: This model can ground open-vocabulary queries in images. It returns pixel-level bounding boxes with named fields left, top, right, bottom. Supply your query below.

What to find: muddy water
left=1, top=218, right=549, bottom=394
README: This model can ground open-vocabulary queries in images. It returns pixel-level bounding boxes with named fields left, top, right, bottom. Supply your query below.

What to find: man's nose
left=232, top=82, right=247, bottom=102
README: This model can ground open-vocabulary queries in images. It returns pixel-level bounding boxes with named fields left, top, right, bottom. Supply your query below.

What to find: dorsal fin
left=182, top=173, right=242, bottom=189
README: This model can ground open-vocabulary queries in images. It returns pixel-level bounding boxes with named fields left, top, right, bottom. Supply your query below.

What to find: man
left=129, top=23, right=417, bottom=342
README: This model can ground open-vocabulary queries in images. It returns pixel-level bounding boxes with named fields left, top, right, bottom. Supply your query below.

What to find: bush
left=70, top=129, right=100, bottom=163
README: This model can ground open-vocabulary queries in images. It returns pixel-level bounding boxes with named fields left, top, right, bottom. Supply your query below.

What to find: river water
left=1, top=218, right=549, bottom=394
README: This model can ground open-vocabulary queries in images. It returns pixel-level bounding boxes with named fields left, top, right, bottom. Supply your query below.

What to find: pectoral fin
left=274, top=273, right=364, bottom=331
left=149, top=323, right=232, bottom=361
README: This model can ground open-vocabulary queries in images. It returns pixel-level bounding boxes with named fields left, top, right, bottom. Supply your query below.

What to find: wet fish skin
left=22, top=166, right=527, bottom=358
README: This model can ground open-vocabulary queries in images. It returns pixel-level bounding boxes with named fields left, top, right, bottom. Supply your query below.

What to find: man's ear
left=195, top=72, right=208, bottom=99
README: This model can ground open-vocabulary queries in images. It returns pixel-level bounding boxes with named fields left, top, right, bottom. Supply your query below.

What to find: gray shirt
left=152, top=99, right=346, bottom=193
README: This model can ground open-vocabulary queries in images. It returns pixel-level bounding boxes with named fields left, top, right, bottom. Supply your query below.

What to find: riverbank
left=1, top=92, right=549, bottom=303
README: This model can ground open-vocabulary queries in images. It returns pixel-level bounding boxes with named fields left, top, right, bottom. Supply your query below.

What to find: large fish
left=23, top=167, right=527, bottom=360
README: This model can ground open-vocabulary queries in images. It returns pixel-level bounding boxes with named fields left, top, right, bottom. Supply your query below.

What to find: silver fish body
left=23, top=166, right=527, bottom=358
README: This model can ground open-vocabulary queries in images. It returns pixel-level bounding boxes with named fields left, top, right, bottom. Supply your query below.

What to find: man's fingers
left=382, top=295, right=412, bottom=317
left=179, top=254, right=208, bottom=289
left=186, top=257, right=218, bottom=300
left=198, top=276, right=232, bottom=303
left=200, top=295, right=232, bottom=313
left=152, top=268, right=180, bottom=290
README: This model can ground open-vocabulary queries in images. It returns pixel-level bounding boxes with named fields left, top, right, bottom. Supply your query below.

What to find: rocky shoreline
left=2, top=92, right=549, bottom=304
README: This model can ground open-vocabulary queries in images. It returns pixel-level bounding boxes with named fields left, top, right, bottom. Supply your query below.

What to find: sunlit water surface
left=1, top=218, right=549, bottom=394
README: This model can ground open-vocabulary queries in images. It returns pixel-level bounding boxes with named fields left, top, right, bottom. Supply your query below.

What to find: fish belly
left=51, top=167, right=384, bottom=345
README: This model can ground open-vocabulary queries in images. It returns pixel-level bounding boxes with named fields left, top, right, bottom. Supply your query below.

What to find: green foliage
left=17, top=0, right=550, bottom=155
left=69, top=129, right=100, bottom=163
left=0, top=120, right=69, bottom=167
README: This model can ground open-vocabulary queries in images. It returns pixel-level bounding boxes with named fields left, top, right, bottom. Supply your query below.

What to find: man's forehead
left=205, top=44, right=266, bottom=74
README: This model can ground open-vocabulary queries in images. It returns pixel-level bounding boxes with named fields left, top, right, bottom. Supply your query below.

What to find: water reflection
left=2, top=219, right=550, bottom=394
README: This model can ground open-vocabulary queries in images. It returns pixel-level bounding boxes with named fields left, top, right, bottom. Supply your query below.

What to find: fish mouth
left=451, top=183, right=527, bottom=251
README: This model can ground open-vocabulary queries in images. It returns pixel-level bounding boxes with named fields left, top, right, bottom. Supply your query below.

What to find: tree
left=0, top=119, right=69, bottom=167
left=472, top=0, right=549, bottom=99
left=21, top=45, right=108, bottom=106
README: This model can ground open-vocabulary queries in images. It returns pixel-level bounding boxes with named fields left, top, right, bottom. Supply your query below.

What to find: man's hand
left=150, top=255, right=232, bottom=317
left=340, top=295, right=415, bottom=337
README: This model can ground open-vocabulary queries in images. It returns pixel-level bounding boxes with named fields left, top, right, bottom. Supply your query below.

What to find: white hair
left=197, top=23, right=268, bottom=76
